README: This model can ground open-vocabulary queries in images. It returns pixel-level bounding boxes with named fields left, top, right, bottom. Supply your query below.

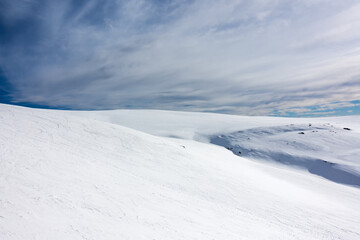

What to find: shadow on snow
left=211, top=135, right=360, bottom=188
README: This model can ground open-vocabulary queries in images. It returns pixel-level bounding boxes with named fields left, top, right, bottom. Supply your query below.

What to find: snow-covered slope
left=1, top=104, right=360, bottom=239
left=211, top=123, right=360, bottom=187
left=69, top=109, right=360, bottom=140
left=72, top=109, right=360, bottom=187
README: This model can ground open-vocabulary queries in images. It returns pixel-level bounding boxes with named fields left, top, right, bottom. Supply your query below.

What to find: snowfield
left=1, top=104, right=360, bottom=239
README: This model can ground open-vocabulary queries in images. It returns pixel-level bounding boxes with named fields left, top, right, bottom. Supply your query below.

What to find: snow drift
left=1, top=104, right=360, bottom=239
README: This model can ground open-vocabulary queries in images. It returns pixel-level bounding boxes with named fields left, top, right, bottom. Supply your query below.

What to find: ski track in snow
left=0, top=104, right=360, bottom=239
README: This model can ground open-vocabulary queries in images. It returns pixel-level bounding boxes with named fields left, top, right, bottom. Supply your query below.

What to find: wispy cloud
left=0, top=0, right=359, bottom=115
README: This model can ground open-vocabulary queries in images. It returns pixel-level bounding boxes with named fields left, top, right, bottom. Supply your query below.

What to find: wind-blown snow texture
left=1, top=104, right=360, bottom=239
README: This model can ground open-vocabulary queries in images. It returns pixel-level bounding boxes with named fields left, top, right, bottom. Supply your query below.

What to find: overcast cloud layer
left=1, top=0, right=360, bottom=116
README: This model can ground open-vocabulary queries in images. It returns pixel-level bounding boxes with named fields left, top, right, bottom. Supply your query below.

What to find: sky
left=0, top=0, right=360, bottom=117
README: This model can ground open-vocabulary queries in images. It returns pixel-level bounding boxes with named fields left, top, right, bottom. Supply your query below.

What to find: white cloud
left=1, top=0, right=359, bottom=115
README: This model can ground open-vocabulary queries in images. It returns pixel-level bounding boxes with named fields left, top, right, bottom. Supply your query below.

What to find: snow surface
left=1, top=104, right=360, bottom=239
left=72, top=109, right=360, bottom=186
left=211, top=124, right=360, bottom=187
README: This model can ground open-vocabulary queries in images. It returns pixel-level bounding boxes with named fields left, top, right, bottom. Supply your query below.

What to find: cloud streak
left=1, top=0, right=360, bottom=115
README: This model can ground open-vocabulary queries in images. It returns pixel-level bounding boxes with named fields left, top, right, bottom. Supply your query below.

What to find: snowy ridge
left=211, top=123, right=360, bottom=187
left=1, top=104, right=360, bottom=239
left=71, top=108, right=360, bottom=186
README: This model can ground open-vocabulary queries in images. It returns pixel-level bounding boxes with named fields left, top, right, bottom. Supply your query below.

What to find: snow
left=211, top=123, right=360, bottom=187
left=68, top=108, right=360, bottom=139
left=1, top=104, right=360, bottom=239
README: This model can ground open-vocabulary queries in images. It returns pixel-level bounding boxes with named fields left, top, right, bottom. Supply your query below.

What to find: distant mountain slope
left=1, top=104, right=360, bottom=239
left=69, top=108, right=360, bottom=139
left=211, top=123, right=360, bottom=187
left=72, top=108, right=360, bottom=187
